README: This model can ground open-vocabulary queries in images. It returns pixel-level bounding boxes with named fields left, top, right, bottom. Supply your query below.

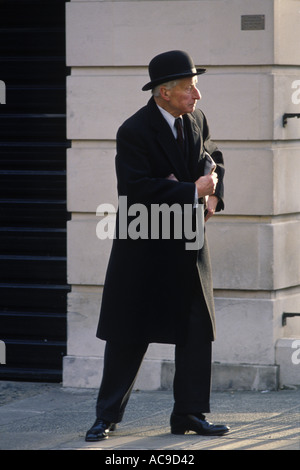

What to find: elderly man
left=85, top=50, right=229, bottom=441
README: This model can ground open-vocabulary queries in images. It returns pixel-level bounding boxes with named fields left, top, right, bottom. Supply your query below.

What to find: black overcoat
left=97, top=97, right=224, bottom=345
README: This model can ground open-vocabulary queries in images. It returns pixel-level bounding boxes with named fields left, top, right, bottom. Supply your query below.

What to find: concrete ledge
left=162, top=361, right=279, bottom=392
left=211, top=363, right=279, bottom=391
left=63, top=356, right=103, bottom=389
left=63, top=356, right=279, bottom=391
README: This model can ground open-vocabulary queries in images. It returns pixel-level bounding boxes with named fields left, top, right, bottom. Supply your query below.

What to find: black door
left=0, top=0, right=70, bottom=381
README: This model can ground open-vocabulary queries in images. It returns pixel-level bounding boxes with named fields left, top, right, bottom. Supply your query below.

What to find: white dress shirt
left=156, top=104, right=198, bottom=206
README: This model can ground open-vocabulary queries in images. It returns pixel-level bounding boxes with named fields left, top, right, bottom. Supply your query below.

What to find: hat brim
left=142, top=68, right=206, bottom=91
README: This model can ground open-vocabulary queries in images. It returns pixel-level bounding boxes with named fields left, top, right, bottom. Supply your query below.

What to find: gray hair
left=152, top=80, right=178, bottom=96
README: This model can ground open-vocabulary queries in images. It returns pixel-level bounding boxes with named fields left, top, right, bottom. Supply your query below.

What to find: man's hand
left=205, top=195, right=219, bottom=221
left=195, top=172, right=218, bottom=199
left=166, top=173, right=178, bottom=182
left=166, top=173, right=218, bottom=221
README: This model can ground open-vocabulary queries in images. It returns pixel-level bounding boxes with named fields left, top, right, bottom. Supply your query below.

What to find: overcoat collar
left=146, top=97, right=202, bottom=182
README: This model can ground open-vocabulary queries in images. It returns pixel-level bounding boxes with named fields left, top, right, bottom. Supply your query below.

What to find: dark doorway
left=0, top=0, right=70, bottom=381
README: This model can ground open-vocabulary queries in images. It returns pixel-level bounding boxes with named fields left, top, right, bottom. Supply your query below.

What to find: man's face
left=164, top=76, right=201, bottom=117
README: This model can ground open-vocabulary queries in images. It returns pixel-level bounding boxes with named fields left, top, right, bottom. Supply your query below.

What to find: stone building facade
left=63, top=0, right=300, bottom=391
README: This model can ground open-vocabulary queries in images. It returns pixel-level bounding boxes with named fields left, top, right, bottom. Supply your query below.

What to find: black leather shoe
left=170, top=413, right=230, bottom=436
left=85, top=419, right=116, bottom=442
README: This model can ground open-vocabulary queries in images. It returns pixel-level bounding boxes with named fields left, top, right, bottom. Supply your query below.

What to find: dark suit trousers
left=95, top=288, right=212, bottom=423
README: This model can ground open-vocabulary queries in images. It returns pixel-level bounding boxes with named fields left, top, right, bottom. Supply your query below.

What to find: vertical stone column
left=204, top=0, right=300, bottom=389
left=63, top=0, right=300, bottom=390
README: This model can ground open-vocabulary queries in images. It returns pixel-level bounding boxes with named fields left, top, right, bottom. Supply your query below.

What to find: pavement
left=0, top=380, right=299, bottom=452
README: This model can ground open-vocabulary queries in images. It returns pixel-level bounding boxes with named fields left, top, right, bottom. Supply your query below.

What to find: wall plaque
left=241, top=15, right=265, bottom=31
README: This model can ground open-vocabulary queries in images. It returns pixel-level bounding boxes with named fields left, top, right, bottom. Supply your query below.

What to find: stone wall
left=63, top=0, right=300, bottom=390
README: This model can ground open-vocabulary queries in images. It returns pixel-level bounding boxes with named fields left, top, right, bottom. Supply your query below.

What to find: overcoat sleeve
left=197, top=110, right=225, bottom=212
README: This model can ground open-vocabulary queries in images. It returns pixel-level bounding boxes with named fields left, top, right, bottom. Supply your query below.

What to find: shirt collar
left=156, top=104, right=183, bottom=138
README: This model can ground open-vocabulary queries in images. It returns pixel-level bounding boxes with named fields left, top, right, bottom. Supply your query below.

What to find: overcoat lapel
left=183, top=112, right=203, bottom=180
left=147, top=98, right=192, bottom=181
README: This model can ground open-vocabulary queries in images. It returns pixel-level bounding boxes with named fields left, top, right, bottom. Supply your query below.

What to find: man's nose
left=194, top=87, right=201, bottom=100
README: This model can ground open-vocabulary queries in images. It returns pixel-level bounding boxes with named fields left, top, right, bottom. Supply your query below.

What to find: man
left=85, top=50, right=229, bottom=441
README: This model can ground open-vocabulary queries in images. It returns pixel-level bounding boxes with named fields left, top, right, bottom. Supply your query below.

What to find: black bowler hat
left=142, top=50, right=206, bottom=91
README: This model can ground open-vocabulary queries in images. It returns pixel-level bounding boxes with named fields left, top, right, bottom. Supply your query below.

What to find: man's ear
left=160, top=86, right=170, bottom=101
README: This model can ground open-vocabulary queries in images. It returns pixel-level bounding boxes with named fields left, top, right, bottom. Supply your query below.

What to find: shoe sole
left=85, top=423, right=116, bottom=442
left=171, top=428, right=230, bottom=436
left=85, top=435, right=108, bottom=442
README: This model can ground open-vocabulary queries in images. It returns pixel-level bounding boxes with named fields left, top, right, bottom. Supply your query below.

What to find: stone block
left=66, top=0, right=274, bottom=67
left=134, top=359, right=164, bottom=391
left=67, top=147, right=117, bottom=213
left=63, top=355, right=103, bottom=389
left=273, top=220, right=300, bottom=290
left=66, top=288, right=175, bottom=362
left=212, top=296, right=275, bottom=365
left=66, top=142, right=300, bottom=218
left=207, top=216, right=300, bottom=291
left=67, top=70, right=276, bottom=142
left=199, top=71, right=273, bottom=141
left=274, top=0, right=300, bottom=66
left=67, top=75, right=146, bottom=140
left=144, top=343, right=175, bottom=362
left=156, top=361, right=279, bottom=391
left=207, top=220, right=274, bottom=291
left=212, top=363, right=279, bottom=391
left=63, top=355, right=164, bottom=391
left=67, top=71, right=275, bottom=142
left=219, top=145, right=274, bottom=216
left=272, top=288, right=300, bottom=341
left=273, top=146, right=300, bottom=215
left=67, top=217, right=112, bottom=285
left=273, top=72, right=300, bottom=141
left=67, top=287, right=104, bottom=357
